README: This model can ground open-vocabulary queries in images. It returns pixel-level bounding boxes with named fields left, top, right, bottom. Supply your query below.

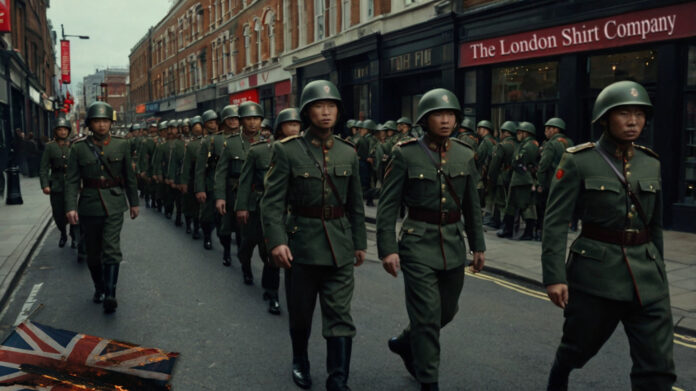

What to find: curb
left=0, top=206, right=53, bottom=310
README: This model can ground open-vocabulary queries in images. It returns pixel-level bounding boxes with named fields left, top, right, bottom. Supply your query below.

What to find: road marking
left=673, top=387, right=685, bottom=391
left=13, top=283, right=43, bottom=326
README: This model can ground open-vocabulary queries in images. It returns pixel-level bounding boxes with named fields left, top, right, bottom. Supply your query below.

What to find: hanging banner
left=60, top=40, right=71, bottom=84
left=0, top=0, right=11, bottom=33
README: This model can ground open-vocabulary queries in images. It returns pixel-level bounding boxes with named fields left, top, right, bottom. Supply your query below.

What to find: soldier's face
left=224, top=117, right=239, bottom=129
left=544, top=126, right=558, bottom=139
left=281, top=121, right=301, bottom=138
left=242, top=116, right=262, bottom=132
left=308, top=100, right=338, bottom=130
left=89, top=119, right=111, bottom=136
left=426, top=110, right=457, bottom=138
left=192, top=124, right=203, bottom=136
left=476, top=127, right=488, bottom=137
left=54, top=127, right=69, bottom=140
left=359, top=128, right=368, bottom=136
left=205, top=120, right=218, bottom=132
left=351, top=127, right=357, bottom=135
left=398, top=123, right=410, bottom=134
left=606, top=106, right=645, bottom=143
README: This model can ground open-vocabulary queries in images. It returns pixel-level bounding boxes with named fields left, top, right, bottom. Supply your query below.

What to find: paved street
left=0, top=205, right=694, bottom=390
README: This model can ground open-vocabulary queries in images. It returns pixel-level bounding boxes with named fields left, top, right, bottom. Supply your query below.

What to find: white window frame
left=342, top=0, right=350, bottom=31
left=314, top=0, right=324, bottom=41
left=244, top=25, right=251, bottom=67
left=255, top=18, right=262, bottom=64
left=329, top=0, right=336, bottom=36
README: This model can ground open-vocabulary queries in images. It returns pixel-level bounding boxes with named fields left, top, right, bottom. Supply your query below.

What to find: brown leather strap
left=292, top=205, right=345, bottom=220
left=581, top=222, right=651, bottom=246
left=83, top=177, right=124, bottom=189
left=408, top=207, right=461, bottom=225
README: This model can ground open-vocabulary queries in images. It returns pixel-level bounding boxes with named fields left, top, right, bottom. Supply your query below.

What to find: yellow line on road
left=672, top=386, right=685, bottom=391
left=673, top=339, right=696, bottom=350
left=674, top=333, right=696, bottom=343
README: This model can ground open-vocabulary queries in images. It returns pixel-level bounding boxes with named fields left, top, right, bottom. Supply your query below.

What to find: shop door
left=384, top=72, right=440, bottom=122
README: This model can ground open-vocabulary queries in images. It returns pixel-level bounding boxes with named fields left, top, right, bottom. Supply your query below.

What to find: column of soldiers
left=40, top=80, right=675, bottom=390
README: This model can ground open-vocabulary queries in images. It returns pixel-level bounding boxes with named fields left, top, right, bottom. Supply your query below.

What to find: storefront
left=227, top=66, right=293, bottom=119
left=456, top=0, right=696, bottom=231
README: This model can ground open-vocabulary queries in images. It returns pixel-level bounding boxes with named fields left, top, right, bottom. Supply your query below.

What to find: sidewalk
left=363, top=205, right=696, bottom=335
left=0, top=176, right=53, bottom=308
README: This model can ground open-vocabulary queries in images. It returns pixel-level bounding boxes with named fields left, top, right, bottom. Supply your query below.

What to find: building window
left=682, top=45, right=696, bottom=205
left=342, top=0, right=350, bottom=31
left=329, top=0, right=336, bottom=36
left=589, top=49, right=657, bottom=90
left=354, top=84, right=371, bottom=119
left=244, top=25, right=251, bottom=67
left=298, top=0, right=306, bottom=46
left=265, top=11, right=276, bottom=59
left=315, top=0, right=325, bottom=41
left=367, top=0, right=374, bottom=19
left=230, top=38, right=237, bottom=74
left=255, top=19, right=262, bottom=63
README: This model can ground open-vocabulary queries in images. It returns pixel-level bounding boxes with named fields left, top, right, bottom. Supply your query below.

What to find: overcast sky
left=47, top=0, right=174, bottom=93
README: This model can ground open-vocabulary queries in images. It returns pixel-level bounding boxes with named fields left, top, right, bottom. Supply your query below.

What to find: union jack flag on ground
left=0, top=320, right=179, bottom=390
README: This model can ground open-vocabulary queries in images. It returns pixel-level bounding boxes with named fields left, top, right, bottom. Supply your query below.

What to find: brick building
left=0, top=0, right=57, bottom=173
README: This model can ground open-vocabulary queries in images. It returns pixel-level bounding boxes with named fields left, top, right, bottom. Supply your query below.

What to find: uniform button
left=441, top=197, right=446, bottom=203
left=441, top=184, right=446, bottom=190
left=441, top=159, right=446, bottom=164
left=581, top=250, right=586, bottom=255
left=649, top=185, right=654, bottom=190
left=600, top=185, right=605, bottom=191
left=625, top=171, right=631, bottom=177
left=293, top=226, right=298, bottom=230
left=627, top=212, right=634, bottom=219
left=303, top=172, right=309, bottom=178
left=407, top=228, right=414, bottom=233
left=343, top=170, right=347, bottom=175
left=631, top=204, right=636, bottom=211
left=419, top=173, right=424, bottom=179
left=460, top=171, right=465, bottom=175
left=625, top=163, right=631, bottom=169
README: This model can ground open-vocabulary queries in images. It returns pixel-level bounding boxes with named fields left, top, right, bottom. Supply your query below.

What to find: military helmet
left=355, top=120, right=364, bottom=129
left=517, top=121, right=536, bottom=136
left=54, top=117, right=72, bottom=131
left=158, top=121, right=168, bottom=131
left=460, top=118, right=475, bottom=131
left=239, top=101, right=264, bottom=118
left=396, top=117, right=412, bottom=126
left=299, top=80, right=342, bottom=114
left=86, top=101, right=114, bottom=121
left=500, top=121, right=518, bottom=135
left=176, top=119, right=184, bottom=127
left=477, top=120, right=493, bottom=130
left=415, top=88, right=461, bottom=124
left=221, top=104, right=240, bottom=121
left=182, top=118, right=190, bottom=127
left=383, top=120, right=397, bottom=131
left=131, top=123, right=141, bottom=131
left=261, top=118, right=273, bottom=130
left=346, top=119, right=356, bottom=129
left=274, top=107, right=302, bottom=134
left=544, top=117, right=566, bottom=130
left=190, top=115, right=203, bottom=126
left=202, top=109, right=218, bottom=123
left=362, top=119, right=378, bottom=132
left=592, top=80, right=652, bottom=123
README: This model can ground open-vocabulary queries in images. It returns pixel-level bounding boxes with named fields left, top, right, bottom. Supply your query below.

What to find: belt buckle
left=323, top=205, right=333, bottom=219
left=440, top=211, right=448, bottom=225
left=624, top=229, right=638, bottom=244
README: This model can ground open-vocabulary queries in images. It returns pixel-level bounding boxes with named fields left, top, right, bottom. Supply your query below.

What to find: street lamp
left=61, top=24, right=90, bottom=40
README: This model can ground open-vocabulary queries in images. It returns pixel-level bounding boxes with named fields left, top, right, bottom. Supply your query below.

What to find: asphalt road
left=1, top=207, right=694, bottom=390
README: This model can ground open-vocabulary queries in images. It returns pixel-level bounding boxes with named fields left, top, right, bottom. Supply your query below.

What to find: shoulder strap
left=416, top=138, right=462, bottom=212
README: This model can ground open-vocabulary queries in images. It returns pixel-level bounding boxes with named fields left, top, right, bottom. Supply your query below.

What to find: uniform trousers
left=504, top=185, right=536, bottom=220
left=239, top=210, right=279, bottom=292
left=554, top=288, right=675, bottom=390
left=80, top=213, right=125, bottom=266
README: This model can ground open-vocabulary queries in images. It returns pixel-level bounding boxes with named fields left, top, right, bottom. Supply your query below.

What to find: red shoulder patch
left=555, top=169, right=565, bottom=180
left=532, top=140, right=539, bottom=147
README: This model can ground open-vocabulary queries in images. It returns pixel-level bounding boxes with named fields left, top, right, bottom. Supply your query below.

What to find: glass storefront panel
left=589, top=49, right=657, bottom=90
left=682, top=46, right=696, bottom=205
left=492, top=61, right=558, bottom=104
left=353, top=84, right=371, bottom=119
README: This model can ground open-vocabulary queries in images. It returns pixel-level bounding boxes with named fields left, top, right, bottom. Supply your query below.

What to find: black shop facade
left=456, top=0, right=696, bottom=232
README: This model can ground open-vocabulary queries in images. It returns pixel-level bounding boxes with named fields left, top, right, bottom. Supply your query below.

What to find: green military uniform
left=194, top=110, right=225, bottom=249
left=167, top=133, right=186, bottom=225
left=356, top=119, right=377, bottom=205
left=476, top=122, right=497, bottom=211
left=137, top=125, right=157, bottom=208
left=261, top=80, right=367, bottom=391
left=455, top=118, right=478, bottom=149
left=542, top=81, right=674, bottom=390
left=487, top=121, right=518, bottom=229
left=151, top=122, right=169, bottom=214
left=65, top=102, right=138, bottom=313
left=376, top=89, right=486, bottom=388
left=181, top=116, right=204, bottom=238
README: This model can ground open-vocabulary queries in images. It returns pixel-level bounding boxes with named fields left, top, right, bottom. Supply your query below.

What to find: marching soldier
left=455, top=118, right=478, bottom=149
left=214, top=102, right=262, bottom=272
left=151, top=121, right=169, bottom=213
left=487, top=121, right=518, bottom=229
left=194, top=110, right=224, bottom=250
left=377, top=88, right=485, bottom=391
left=261, top=118, right=273, bottom=140
left=138, top=123, right=158, bottom=208
left=535, top=117, right=573, bottom=240
left=542, top=80, right=675, bottom=390
left=64, top=102, right=139, bottom=313
left=476, top=120, right=497, bottom=213
left=261, top=80, right=367, bottom=391
left=396, top=117, right=413, bottom=140
left=497, top=121, right=539, bottom=240
left=40, top=118, right=80, bottom=249
left=356, top=119, right=377, bottom=206
left=344, top=119, right=356, bottom=142
left=181, top=115, right=204, bottom=238
left=167, top=122, right=186, bottom=226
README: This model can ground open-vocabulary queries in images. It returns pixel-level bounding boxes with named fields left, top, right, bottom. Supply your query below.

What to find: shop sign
left=29, top=86, right=40, bottom=105
left=60, top=40, right=71, bottom=84
left=386, top=44, right=451, bottom=75
left=135, top=104, right=147, bottom=114
left=229, top=89, right=259, bottom=105
left=460, top=2, right=696, bottom=67
left=0, top=0, right=11, bottom=33
left=160, top=99, right=175, bottom=112
left=196, top=86, right=216, bottom=102
left=275, top=80, right=291, bottom=97
left=175, top=93, right=197, bottom=112
left=146, top=102, right=160, bottom=113
left=42, top=96, right=53, bottom=111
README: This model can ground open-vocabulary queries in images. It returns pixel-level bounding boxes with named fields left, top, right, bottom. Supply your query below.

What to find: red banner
left=459, top=2, right=696, bottom=67
left=135, top=104, right=146, bottom=114
left=60, top=40, right=71, bottom=84
left=229, top=89, right=259, bottom=106
left=0, top=0, right=10, bottom=33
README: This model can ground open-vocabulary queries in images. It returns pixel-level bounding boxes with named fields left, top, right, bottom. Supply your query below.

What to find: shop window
left=682, top=46, right=696, bottom=205
left=589, top=49, right=656, bottom=90
left=492, top=61, right=558, bottom=104
left=354, top=84, right=371, bottom=120
left=464, top=70, right=476, bottom=104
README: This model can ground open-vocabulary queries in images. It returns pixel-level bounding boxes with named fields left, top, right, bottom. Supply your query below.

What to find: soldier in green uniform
left=542, top=80, right=675, bottom=390
left=234, top=107, right=302, bottom=315
left=261, top=118, right=273, bottom=140
left=138, top=123, right=158, bottom=208
left=487, top=121, right=518, bottom=230
left=455, top=118, right=478, bottom=149
left=344, top=119, right=356, bottom=142
left=194, top=110, right=225, bottom=250
left=64, top=102, right=139, bottom=313
left=261, top=80, right=367, bottom=391
left=377, top=89, right=485, bottom=391
left=370, top=124, right=389, bottom=185
left=166, top=121, right=186, bottom=226
left=476, top=120, right=497, bottom=215
left=396, top=117, right=412, bottom=140
left=497, top=121, right=539, bottom=240
left=151, top=121, right=169, bottom=213
left=382, top=120, right=398, bottom=152
left=535, top=117, right=573, bottom=240
left=40, top=118, right=79, bottom=249
left=181, top=118, right=191, bottom=140
left=181, top=115, right=204, bottom=238
left=356, top=119, right=377, bottom=206
left=215, top=102, right=262, bottom=271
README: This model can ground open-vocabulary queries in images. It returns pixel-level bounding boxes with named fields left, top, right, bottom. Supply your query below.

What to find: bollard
left=4, top=166, right=23, bottom=205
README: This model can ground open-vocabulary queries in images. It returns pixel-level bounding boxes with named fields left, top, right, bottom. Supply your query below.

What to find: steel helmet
left=500, top=121, right=517, bottom=135
left=299, top=80, right=342, bottom=115
left=592, top=80, right=653, bottom=123
left=383, top=120, right=397, bottom=131
left=396, top=117, right=412, bottom=126
left=544, top=117, right=566, bottom=130
left=182, top=118, right=190, bottom=127
left=221, top=104, right=240, bottom=120
left=415, top=88, right=461, bottom=124
left=460, top=118, right=475, bottom=131
left=346, top=119, right=356, bottom=129
left=158, top=121, right=168, bottom=130
left=362, top=119, right=378, bottom=132
left=355, top=120, right=364, bottom=129
left=517, top=121, right=536, bottom=136
left=239, top=101, right=264, bottom=118
left=190, top=115, right=203, bottom=126
left=477, top=120, right=493, bottom=130
left=261, top=118, right=273, bottom=129
left=54, top=117, right=72, bottom=131
left=202, top=109, right=218, bottom=123
left=273, top=108, right=302, bottom=134
left=86, top=101, right=114, bottom=121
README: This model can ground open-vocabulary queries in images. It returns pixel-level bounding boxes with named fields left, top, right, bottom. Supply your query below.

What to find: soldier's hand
left=169, top=182, right=177, bottom=189
left=382, top=253, right=400, bottom=277
left=236, top=210, right=249, bottom=225
left=180, top=184, right=188, bottom=194
left=216, top=199, right=227, bottom=215
left=536, top=186, right=543, bottom=193
left=470, top=251, right=485, bottom=273
left=130, top=206, right=139, bottom=220
left=271, top=245, right=293, bottom=269
left=546, top=283, right=569, bottom=309
left=196, top=192, right=207, bottom=203
left=42, top=187, right=51, bottom=195
left=354, top=250, right=366, bottom=267
left=66, top=210, right=79, bottom=225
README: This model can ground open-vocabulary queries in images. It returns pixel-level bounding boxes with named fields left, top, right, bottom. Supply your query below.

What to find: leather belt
left=581, top=222, right=651, bottom=246
left=408, top=207, right=461, bottom=225
left=293, top=205, right=345, bottom=220
left=51, top=166, right=66, bottom=172
left=83, top=177, right=123, bottom=189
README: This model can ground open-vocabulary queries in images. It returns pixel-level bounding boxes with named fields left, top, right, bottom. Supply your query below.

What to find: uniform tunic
left=180, top=135, right=203, bottom=219
left=39, top=141, right=71, bottom=229
left=504, top=135, right=539, bottom=219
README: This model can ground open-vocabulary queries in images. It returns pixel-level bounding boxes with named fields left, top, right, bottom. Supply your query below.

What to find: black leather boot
left=496, top=214, right=514, bottom=238
left=421, top=383, right=439, bottom=391
left=87, top=261, right=104, bottom=303
left=546, top=359, right=570, bottom=391
left=103, top=264, right=120, bottom=313
left=290, top=329, right=312, bottom=389
left=488, top=209, right=501, bottom=229
left=221, top=236, right=232, bottom=266
left=267, top=291, right=280, bottom=315
left=388, top=334, right=416, bottom=378
left=58, top=230, right=67, bottom=248
left=69, top=224, right=78, bottom=248
left=202, top=223, right=213, bottom=249
left=192, top=218, right=201, bottom=239
left=241, top=260, right=253, bottom=285
left=326, top=337, right=352, bottom=391
left=185, top=217, right=192, bottom=234
left=175, top=210, right=182, bottom=226
left=519, top=219, right=535, bottom=241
